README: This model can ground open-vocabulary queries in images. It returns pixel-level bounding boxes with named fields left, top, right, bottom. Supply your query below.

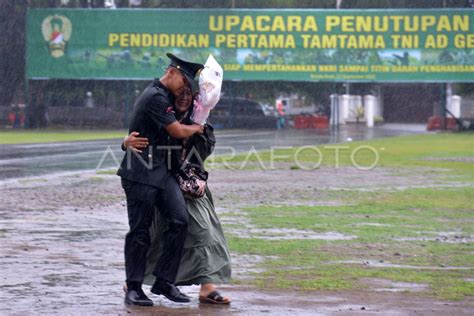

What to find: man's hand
left=194, top=124, right=204, bottom=135
left=165, top=122, right=204, bottom=139
left=123, top=132, right=149, bottom=153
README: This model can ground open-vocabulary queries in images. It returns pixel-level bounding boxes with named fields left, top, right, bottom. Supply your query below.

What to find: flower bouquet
left=191, top=54, right=223, bottom=125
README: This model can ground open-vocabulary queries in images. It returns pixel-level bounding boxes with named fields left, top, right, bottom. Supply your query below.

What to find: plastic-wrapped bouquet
left=191, top=54, right=223, bottom=125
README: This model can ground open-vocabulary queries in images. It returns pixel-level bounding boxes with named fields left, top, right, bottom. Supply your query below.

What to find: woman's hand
left=123, top=131, right=149, bottom=153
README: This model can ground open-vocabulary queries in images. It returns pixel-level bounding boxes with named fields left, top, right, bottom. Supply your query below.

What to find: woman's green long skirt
left=144, top=187, right=232, bottom=286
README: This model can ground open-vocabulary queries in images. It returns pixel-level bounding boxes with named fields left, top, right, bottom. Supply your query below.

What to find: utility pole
left=338, top=0, right=349, bottom=98
left=442, top=0, right=449, bottom=130
left=332, top=0, right=344, bottom=129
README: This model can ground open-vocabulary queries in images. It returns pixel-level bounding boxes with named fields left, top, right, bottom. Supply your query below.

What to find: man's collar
left=153, top=78, right=172, bottom=99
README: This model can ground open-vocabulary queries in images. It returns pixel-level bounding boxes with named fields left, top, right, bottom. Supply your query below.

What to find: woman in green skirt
left=123, top=85, right=231, bottom=304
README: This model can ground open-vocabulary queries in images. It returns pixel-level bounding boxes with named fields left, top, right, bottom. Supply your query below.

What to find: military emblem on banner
left=41, top=15, right=72, bottom=58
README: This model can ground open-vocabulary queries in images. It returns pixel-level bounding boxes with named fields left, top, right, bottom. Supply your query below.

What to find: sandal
left=199, top=291, right=231, bottom=305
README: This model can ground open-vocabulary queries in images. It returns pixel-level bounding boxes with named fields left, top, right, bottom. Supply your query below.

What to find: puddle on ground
left=216, top=207, right=357, bottom=241
left=363, top=278, right=429, bottom=293
left=353, top=222, right=393, bottom=227
left=271, top=201, right=350, bottom=207
left=230, top=254, right=274, bottom=280
left=424, top=156, right=474, bottom=163
left=217, top=207, right=357, bottom=241
left=226, top=227, right=357, bottom=241
left=394, top=236, right=473, bottom=243
left=394, top=231, right=474, bottom=244
left=331, top=260, right=473, bottom=270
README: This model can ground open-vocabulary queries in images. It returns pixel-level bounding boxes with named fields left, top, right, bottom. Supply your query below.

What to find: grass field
left=0, top=130, right=127, bottom=144
left=220, top=132, right=474, bottom=301
left=227, top=187, right=473, bottom=300
left=210, top=133, right=474, bottom=178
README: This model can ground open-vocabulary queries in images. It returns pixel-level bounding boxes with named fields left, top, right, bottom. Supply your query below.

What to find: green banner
left=27, top=8, right=474, bottom=82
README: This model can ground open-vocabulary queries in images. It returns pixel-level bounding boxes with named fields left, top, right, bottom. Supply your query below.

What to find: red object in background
left=7, top=112, right=16, bottom=126
left=310, top=115, right=329, bottom=129
left=427, top=116, right=458, bottom=131
left=294, top=115, right=310, bottom=129
left=294, top=115, right=329, bottom=129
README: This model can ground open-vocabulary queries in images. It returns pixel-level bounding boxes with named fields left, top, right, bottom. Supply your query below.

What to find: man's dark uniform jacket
left=117, top=79, right=177, bottom=188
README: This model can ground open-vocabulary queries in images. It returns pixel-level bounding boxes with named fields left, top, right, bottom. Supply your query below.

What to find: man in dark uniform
left=117, top=53, right=204, bottom=306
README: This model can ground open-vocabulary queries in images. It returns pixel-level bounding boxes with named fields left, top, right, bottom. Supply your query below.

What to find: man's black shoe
left=125, top=289, right=153, bottom=306
left=151, top=279, right=191, bottom=303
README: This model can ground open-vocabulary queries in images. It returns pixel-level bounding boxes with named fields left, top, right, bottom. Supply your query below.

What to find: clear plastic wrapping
left=191, top=54, right=223, bottom=125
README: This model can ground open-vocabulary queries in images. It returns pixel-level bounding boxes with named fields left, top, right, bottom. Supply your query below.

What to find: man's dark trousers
left=121, top=175, right=188, bottom=286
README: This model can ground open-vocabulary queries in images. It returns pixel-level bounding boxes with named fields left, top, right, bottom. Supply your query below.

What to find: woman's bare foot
left=199, top=283, right=231, bottom=304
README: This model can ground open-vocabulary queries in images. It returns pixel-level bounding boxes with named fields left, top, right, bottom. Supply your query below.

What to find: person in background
left=7, top=104, right=16, bottom=128
left=276, top=100, right=285, bottom=129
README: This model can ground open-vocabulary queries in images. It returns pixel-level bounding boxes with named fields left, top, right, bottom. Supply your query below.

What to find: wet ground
left=0, top=124, right=427, bottom=180
left=1, top=168, right=473, bottom=315
left=1, top=125, right=473, bottom=315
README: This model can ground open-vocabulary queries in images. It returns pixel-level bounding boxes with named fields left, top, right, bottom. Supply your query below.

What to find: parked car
left=208, top=97, right=278, bottom=128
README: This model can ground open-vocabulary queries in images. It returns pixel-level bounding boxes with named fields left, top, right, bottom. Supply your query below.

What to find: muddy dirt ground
left=1, top=165, right=473, bottom=315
